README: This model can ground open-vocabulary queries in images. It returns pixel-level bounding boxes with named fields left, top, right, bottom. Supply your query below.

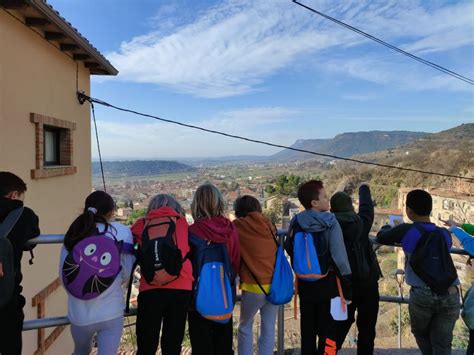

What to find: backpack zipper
left=220, top=265, right=228, bottom=309
left=305, top=234, right=312, bottom=270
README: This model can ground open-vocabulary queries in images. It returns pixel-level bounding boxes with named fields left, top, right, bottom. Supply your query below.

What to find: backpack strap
left=412, top=223, right=447, bottom=243
left=269, top=223, right=279, bottom=247
left=0, top=207, right=24, bottom=239
left=244, top=223, right=280, bottom=296
left=244, top=260, right=269, bottom=297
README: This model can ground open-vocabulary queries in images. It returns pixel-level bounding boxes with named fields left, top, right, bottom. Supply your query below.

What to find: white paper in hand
left=330, top=297, right=348, bottom=321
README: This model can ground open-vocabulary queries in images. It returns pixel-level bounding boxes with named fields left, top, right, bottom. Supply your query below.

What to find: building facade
left=0, top=1, right=117, bottom=353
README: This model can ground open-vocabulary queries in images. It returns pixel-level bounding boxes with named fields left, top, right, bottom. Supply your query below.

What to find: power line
left=90, top=102, right=107, bottom=192
left=292, top=0, right=474, bottom=86
left=77, top=92, right=474, bottom=182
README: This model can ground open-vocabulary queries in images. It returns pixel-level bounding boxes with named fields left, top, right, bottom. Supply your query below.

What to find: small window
left=43, top=126, right=61, bottom=166
left=31, top=113, right=77, bottom=179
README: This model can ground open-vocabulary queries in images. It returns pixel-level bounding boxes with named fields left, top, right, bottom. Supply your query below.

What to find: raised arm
left=358, top=184, right=374, bottom=236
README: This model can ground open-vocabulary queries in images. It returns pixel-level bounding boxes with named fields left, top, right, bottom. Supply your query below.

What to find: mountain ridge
left=272, top=130, right=428, bottom=161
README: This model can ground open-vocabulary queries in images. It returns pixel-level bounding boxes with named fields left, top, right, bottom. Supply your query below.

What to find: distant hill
left=360, top=123, right=474, bottom=185
left=92, top=160, right=195, bottom=177
left=272, top=131, right=428, bottom=161
left=324, top=124, right=474, bottom=200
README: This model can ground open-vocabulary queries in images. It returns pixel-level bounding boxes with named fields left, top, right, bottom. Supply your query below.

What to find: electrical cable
left=90, top=102, right=107, bottom=192
left=292, top=0, right=474, bottom=86
left=77, top=93, right=474, bottom=182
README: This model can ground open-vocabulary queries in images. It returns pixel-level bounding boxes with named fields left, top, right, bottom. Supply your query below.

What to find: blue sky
left=49, top=0, right=474, bottom=159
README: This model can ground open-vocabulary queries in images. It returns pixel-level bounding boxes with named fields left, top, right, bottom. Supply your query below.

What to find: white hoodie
left=59, top=222, right=135, bottom=326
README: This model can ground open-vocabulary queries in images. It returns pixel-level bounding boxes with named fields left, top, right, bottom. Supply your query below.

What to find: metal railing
left=23, top=232, right=469, bottom=353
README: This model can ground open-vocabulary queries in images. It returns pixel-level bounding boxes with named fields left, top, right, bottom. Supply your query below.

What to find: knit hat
left=330, top=191, right=354, bottom=213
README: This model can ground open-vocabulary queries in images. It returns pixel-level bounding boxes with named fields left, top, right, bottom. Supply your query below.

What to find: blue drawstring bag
left=292, top=226, right=330, bottom=281
left=266, top=245, right=294, bottom=305
left=247, top=238, right=294, bottom=306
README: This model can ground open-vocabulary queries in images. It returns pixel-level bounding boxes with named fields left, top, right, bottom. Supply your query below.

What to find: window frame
left=43, top=126, right=61, bottom=167
left=30, top=113, right=77, bottom=179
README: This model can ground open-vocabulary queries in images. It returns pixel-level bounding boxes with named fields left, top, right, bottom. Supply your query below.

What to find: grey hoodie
left=294, top=210, right=352, bottom=276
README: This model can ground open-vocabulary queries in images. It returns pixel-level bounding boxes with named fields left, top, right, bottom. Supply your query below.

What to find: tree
left=126, top=208, right=147, bottom=225
left=265, top=185, right=276, bottom=195
left=263, top=198, right=283, bottom=225
left=273, top=174, right=301, bottom=196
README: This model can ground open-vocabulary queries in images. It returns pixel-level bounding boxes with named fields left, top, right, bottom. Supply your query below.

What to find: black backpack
left=139, top=216, right=184, bottom=286
left=0, top=207, right=24, bottom=308
left=409, top=225, right=458, bottom=295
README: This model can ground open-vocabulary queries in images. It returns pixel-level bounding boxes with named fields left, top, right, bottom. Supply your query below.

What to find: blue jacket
left=452, top=227, right=474, bottom=257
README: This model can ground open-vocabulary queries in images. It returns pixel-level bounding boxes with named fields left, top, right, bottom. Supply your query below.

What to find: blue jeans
left=238, top=291, right=278, bottom=355
left=409, top=286, right=460, bottom=355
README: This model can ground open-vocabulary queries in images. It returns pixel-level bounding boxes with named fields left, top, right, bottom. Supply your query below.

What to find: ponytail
left=64, top=191, right=115, bottom=251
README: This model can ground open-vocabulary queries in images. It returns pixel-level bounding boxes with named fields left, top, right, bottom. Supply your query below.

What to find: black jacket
left=0, top=197, right=40, bottom=295
left=333, top=185, right=382, bottom=285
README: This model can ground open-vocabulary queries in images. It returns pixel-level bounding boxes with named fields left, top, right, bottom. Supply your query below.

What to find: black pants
left=300, top=297, right=337, bottom=355
left=336, top=282, right=379, bottom=354
left=188, top=310, right=234, bottom=355
left=0, top=294, right=25, bottom=355
left=136, top=289, right=191, bottom=355
left=467, top=329, right=474, bottom=355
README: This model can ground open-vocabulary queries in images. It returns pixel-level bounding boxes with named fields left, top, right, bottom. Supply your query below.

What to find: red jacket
left=131, top=207, right=193, bottom=292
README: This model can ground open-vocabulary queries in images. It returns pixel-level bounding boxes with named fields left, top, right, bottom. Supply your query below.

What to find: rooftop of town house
left=1, top=0, right=118, bottom=75
left=399, top=187, right=474, bottom=202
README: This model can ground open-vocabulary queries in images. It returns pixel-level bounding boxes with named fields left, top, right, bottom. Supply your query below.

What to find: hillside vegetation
left=296, top=124, right=474, bottom=207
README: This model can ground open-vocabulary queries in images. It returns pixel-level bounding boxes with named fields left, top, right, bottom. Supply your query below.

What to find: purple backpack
left=62, top=232, right=123, bottom=300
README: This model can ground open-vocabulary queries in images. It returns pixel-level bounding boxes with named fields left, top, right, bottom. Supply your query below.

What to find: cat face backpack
left=61, top=231, right=123, bottom=300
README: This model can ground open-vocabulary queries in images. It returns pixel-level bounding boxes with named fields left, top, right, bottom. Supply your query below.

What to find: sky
left=48, top=0, right=474, bottom=160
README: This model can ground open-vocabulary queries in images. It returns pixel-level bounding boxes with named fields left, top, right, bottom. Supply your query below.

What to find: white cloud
left=104, top=0, right=474, bottom=98
left=326, top=56, right=473, bottom=92
left=93, top=106, right=300, bottom=158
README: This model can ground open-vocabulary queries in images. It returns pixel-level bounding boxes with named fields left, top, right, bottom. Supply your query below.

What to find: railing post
left=277, top=234, right=285, bottom=355
left=395, top=269, right=405, bottom=349
left=277, top=304, right=284, bottom=355
left=397, top=296, right=401, bottom=349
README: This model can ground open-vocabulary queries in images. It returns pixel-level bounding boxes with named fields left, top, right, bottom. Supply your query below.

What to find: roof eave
left=26, top=0, right=118, bottom=76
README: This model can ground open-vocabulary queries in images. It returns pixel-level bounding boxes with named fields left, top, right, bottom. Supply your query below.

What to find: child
left=331, top=184, right=382, bottom=354
left=60, top=191, right=135, bottom=355
left=233, top=195, right=278, bottom=355
left=449, top=226, right=474, bottom=355
left=285, top=180, right=352, bottom=355
left=376, top=189, right=460, bottom=355
left=188, top=184, right=240, bottom=355
left=131, top=194, right=193, bottom=355
left=0, top=172, right=40, bottom=354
